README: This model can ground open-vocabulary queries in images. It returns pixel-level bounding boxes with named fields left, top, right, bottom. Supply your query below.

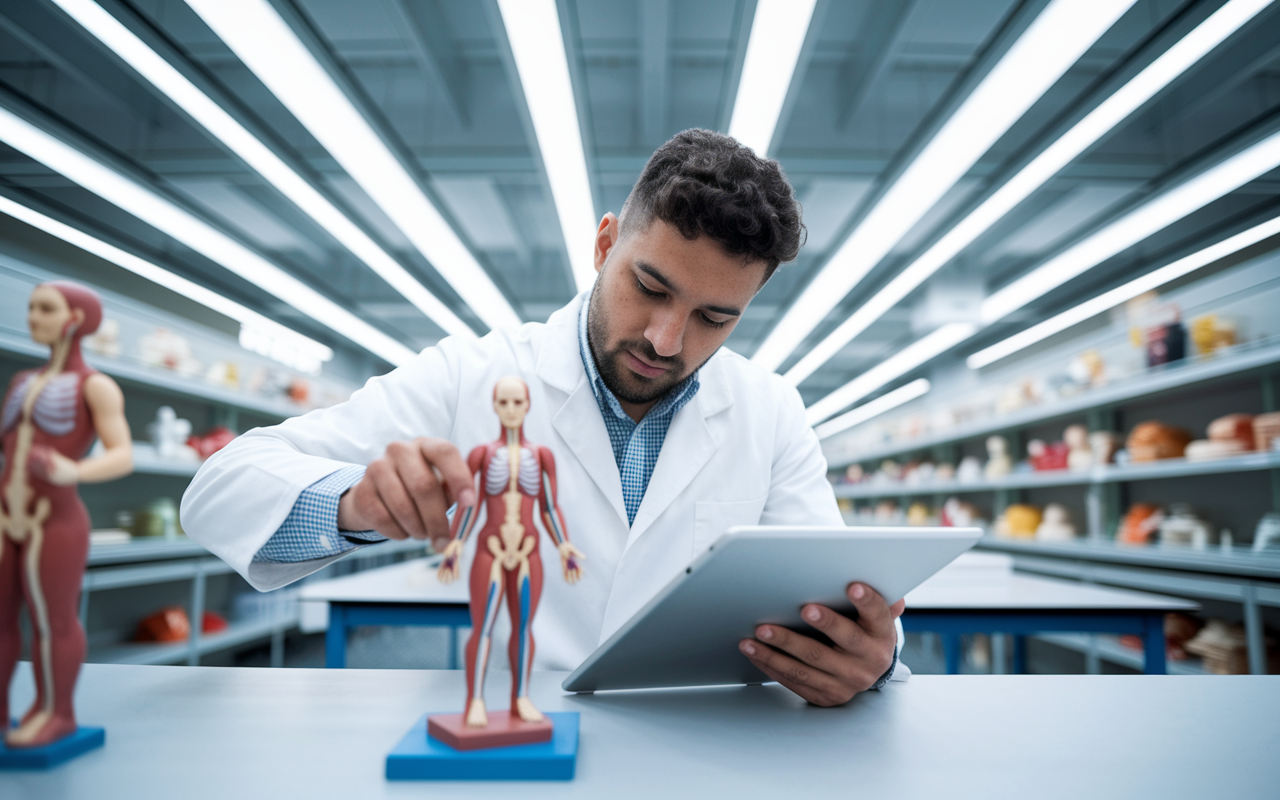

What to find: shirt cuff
left=869, top=645, right=899, bottom=691
left=252, top=465, right=384, bottom=563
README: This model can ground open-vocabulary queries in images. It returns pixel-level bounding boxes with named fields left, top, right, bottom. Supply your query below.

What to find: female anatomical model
left=0, top=282, right=132, bottom=748
left=438, top=376, right=584, bottom=729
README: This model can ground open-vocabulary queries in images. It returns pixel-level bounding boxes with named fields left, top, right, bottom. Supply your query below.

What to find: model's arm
left=43, top=373, right=132, bottom=485
left=737, top=378, right=903, bottom=706
left=537, top=447, right=584, bottom=583
left=436, top=446, right=486, bottom=583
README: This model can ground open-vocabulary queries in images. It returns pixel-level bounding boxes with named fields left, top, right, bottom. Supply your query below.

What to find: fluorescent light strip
left=968, top=213, right=1280, bottom=369
left=753, top=0, right=1136, bottom=372
left=814, top=378, right=931, bottom=441
left=496, top=0, right=597, bottom=292
left=0, top=194, right=333, bottom=374
left=726, top=0, right=818, bottom=155
left=982, top=128, right=1280, bottom=323
left=805, top=323, right=974, bottom=426
left=0, top=105, right=416, bottom=366
left=51, top=0, right=475, bottom=340
left=784, top=0, right=1274, bottom=386
left=185, top=0, right=521, bottom=330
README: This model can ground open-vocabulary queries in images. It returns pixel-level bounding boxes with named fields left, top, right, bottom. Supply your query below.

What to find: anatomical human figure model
left=1, top=282, right=132, bottom=748
left=438, top=376, right=584, bottom=730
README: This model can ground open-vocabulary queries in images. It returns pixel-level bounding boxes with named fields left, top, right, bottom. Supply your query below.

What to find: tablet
left=562, top=525, right=981, bottom=693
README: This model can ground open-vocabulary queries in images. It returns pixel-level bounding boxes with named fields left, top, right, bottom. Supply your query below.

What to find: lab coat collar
left=539, top=293, right=629, bottom=527
left=535, top=292, right=737, bottom=539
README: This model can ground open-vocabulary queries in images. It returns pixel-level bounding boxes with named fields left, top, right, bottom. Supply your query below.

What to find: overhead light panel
left=805, top=323, right=974, bottom=426
left=968, top=213, right=1280, bottom=369
left=726, top=0, right=818, bottom=156
left=185, top=0, right=521, bottom=330
left=496, top=0, right=598, bottom=292
left=752, top=0, right=1137, bottom=373
left=814, top=378, right=931, bottom=441
left=51, top=0, right=475, bottom=340
left=0, top=194, right=333, bottom=374
left=981, top=128, right=1280, bottom=324
left=0, top=105, right=415, bottom=366
left=784, top=0, right=1275, bottom=386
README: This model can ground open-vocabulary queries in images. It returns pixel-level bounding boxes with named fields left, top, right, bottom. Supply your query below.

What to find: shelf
left=832, top=449, right=1280, bottom=499
left=131, top=448, right=202, bottom=477
left=87, top=538, right=209, bottom=566
left=1034, top=632, right=1206, bottom=675
left=977, top=537, right=1280, bottom=580
left=828, top=337, right=1280, bottom=468
left=0, top=328, right=305, bottom=419
left=87, top=614, right=297, bottom=666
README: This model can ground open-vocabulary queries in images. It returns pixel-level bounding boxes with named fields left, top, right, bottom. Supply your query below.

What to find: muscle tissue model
left=1, top=282, right=133, bottom=748
left=437, top=376, right=584, bottom=737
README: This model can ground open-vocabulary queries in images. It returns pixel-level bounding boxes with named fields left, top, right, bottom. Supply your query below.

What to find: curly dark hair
left=619, top=129, right=804, bottom=280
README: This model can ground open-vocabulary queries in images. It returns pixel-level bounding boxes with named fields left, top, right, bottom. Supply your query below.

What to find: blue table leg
left=449, top=625, right=458, bottom=670
left=942, top=633, right=961, bottom=674
left=1143, top=613, right=1166, bottom=675
left=326, top=604, right=347, bottom=669
left=1012, top=635, right=1027, bottom=674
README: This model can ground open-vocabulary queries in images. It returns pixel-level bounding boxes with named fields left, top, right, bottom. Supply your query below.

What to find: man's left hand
left=738, top=583, right=904, bottom=707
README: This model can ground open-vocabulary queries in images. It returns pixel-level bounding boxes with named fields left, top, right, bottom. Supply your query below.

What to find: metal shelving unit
left=826, top=337, right=1280, bottom=469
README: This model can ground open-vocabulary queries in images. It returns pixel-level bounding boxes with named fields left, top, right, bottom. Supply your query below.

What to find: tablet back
left=562, top=526, right=980, bottom=693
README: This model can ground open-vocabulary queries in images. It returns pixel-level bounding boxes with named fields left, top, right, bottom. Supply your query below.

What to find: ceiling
left=1, top=0, right=1278, bottom=408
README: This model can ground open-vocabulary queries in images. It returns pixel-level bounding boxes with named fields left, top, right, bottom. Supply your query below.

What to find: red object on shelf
left=187, top=426, right=237, bottom=460
left=134, top=607, right=190, bottom=642
left=201, top=611, right=229, bottom=634
left=1028, top=440, right=1070, bottom=471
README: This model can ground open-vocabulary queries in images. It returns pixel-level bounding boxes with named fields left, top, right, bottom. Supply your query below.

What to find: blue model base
left=0, top=725, right=105, bottom=769
left=386, top=712, right=578, bottom=781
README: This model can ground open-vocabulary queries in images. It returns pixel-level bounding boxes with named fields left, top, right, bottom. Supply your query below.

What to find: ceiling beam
left=835, top=0, right=918, bottom=130
left=384, top=0, right=470, bottom=126
left=639, top=0, right=669, bottom=147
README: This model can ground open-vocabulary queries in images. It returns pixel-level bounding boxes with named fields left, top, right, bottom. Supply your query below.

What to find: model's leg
left=508, top=547, right=544, bottom=721
left=463, top=543, right=504, bottom=727
left=8, top=498, right=87, bottom=747
left=0, top=535, right=22, bottom=732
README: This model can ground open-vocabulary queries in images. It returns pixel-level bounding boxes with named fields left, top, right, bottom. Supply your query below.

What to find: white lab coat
left=182, top=293, right=904, bottom=675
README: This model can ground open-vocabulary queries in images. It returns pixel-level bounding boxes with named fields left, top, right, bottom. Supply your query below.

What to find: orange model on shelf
left=0, top=282, right=133, bottom=748
left=436, top=376, right=584, bottom=740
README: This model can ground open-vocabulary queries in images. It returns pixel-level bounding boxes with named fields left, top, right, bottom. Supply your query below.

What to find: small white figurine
left=984, top=435, right=1012, bottom=478
left=1065, top=424, right=1092, bottom=471
left=956, top=456, right=983, bottom=483
left=1036, top=503, right=1076, bottom=541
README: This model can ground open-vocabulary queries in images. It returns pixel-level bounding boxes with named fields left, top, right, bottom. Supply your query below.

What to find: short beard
left=586, top=281, right=691, bottom=406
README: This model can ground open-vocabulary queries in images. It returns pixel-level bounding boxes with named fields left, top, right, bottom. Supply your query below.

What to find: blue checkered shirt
left=254, top=301, right=699, bottom=562
left=578, top=299, right=698, bottom=526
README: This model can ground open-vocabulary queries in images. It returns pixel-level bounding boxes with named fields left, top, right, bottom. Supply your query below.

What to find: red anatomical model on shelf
left=0, top=282, right=133, bottom=749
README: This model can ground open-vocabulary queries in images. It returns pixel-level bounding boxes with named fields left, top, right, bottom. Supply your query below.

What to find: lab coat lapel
left=624, top=354, right=733, bottom=548
left=536, top=295, right=628, bottom=528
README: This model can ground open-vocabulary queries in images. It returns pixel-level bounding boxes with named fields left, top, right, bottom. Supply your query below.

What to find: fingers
left=738, top=638, right=851, bottom=707
left=386, top=440, right=448, bottom=540
left=847, top=583, right=896, bottom=638
left=418, top=438, right=476, bottom=508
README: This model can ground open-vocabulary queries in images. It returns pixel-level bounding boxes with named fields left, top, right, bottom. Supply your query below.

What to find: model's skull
left=493, top=376, right=529, bottom=430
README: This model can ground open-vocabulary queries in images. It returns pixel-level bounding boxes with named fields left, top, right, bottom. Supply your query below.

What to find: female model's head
left=28, top=281, right=102, bottom=346
left=493, top=376, right=530, bottom=432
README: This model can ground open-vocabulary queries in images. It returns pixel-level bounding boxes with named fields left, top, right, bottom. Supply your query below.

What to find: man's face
left=586, top=213, right=767, bottom=417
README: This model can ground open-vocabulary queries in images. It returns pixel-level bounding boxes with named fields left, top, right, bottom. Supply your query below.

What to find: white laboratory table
left=303, top=557, right=1196, bottom=673
left=1, top=663, right=1276, bottom=799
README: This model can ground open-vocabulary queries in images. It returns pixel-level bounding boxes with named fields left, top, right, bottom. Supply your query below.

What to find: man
left=182, top=129, right=904, bottom=706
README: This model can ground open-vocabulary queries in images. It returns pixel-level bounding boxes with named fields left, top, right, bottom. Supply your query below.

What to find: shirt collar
left=577, top=297, right=699, bottom=426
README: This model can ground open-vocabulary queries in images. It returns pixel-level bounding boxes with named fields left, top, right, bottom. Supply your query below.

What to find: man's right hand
left=336, top=437, right=476, bottom=544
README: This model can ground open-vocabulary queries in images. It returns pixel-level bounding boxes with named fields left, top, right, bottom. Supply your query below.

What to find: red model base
left=427, top=712, right=553, bottom=751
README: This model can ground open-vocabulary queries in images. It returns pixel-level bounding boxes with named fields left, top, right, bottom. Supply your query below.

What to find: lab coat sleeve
left=180, top=337, right=466, bottom=591
left=757, top=375, right=910, bottom=683
left=758, top=376, right=843, bottom=528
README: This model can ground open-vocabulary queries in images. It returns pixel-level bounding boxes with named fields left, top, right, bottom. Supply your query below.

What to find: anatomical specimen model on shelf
left=1, top=282, right=133, bottom=748
left=433, top=376, right=585, bottom=748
